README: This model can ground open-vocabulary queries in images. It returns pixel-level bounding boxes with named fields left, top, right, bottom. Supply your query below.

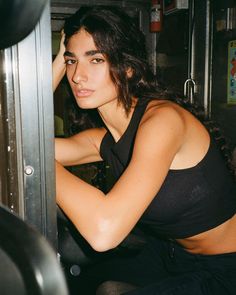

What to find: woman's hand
left=52, top=30, right=66, bottom=92
left=58, top=30, right=66, bottom=56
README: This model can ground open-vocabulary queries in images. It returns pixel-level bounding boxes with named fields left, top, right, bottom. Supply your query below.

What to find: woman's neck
left=98, top=98, right=137, bottom=142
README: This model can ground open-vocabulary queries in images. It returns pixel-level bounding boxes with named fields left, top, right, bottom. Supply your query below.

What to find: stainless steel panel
left=0, top=48, right=23, bottom=215
left=0, top=2, right=57, bottom=247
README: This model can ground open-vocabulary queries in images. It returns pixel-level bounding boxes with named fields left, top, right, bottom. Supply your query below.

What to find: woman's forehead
left=66, top=29, right=97, bottom=52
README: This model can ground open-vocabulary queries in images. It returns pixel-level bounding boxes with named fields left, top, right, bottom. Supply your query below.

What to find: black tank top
left=100, top=99, right=236, bottom=239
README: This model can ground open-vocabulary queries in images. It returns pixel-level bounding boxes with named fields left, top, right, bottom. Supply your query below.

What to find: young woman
left=54, top=6, right=236, bottom=295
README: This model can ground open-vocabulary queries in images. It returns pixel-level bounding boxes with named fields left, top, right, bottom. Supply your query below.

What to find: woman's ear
left=126, top=67, right=133, bottom=78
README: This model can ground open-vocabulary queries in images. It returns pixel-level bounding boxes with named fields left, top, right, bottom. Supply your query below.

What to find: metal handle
left=184, top=78, right=196, bottom=103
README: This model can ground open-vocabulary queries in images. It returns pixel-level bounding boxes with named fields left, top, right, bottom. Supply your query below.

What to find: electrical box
left=163, top=0, right=188, bottom=15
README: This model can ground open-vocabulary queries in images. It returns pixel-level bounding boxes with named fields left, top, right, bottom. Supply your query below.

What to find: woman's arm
left=52, top=32, right=66, bottom=92
left=56, top=106, right=185, bottom=252
left=55, top=127, right=106, bottom=166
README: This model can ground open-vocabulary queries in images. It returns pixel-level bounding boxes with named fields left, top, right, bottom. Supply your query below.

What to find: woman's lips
left=74, top=89, right=94, bottom=98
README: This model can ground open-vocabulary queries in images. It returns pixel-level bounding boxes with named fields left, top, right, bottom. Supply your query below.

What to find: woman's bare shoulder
left=145, top=99, right=185, bottom=113
left=140, top=99, right=186, bottom=132
left=133, top=100, right=186, bottom=164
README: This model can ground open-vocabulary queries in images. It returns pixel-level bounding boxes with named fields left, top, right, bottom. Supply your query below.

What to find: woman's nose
left=72, top=63, right=87, bottom=84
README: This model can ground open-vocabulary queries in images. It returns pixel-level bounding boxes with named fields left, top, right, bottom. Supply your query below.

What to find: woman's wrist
left=52, top=53, right=66, bottom=91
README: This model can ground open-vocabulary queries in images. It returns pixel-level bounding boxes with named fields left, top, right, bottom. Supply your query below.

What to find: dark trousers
left=77, top=237, right=236, bottom=294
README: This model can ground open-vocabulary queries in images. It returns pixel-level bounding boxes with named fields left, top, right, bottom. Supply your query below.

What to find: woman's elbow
left=89, top=236, right=118, bottom=252
left=85, top=219, right=122, bottom=252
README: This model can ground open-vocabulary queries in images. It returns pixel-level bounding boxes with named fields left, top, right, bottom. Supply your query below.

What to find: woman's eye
left=91, top=58, right=104, bottom=64
left=65, top=59, right=76, bottom=65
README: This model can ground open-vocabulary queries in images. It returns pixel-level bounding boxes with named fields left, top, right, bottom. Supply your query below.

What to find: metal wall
left=0, top=2, right=57, bottom=247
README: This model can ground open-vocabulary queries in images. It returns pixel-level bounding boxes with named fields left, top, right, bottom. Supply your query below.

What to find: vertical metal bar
left=151, top=33, right=157, bottom=75
left=16, top=2, right=57, bottom=247
left=0, top=48, right=23, bottom=215
left=189, top=0, right=196, bottom=103
left=0, top=51, right=9, bottom=207
left=189, top=0, right=213, bottom=117
left=185, top=0, right=196, bottom=103
left=187, top=0, right=193, bottom=80
left=11, top=46, right=25, bottom=217
left=203, top=0, right=213, bottom=117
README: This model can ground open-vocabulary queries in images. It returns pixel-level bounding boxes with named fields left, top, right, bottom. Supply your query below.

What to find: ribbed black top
left=100, top=99, right=236, bottom=239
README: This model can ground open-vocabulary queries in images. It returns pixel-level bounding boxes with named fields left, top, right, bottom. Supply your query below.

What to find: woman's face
left=64, top=29, right=118, bottom=110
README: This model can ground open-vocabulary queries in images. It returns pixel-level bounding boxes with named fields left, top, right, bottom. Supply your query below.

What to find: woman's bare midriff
left=176, top=213, right=236, bottom=255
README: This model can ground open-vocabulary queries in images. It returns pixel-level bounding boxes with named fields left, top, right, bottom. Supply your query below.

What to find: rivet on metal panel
left=24, top=166, right=34, bottom=176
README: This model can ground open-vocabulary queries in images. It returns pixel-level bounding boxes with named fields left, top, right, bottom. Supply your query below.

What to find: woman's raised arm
left=52, top=31, right=66, bottom=92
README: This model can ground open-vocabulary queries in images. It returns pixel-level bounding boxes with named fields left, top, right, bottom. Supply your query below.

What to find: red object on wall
left=150, top=0, right=163, bottom=32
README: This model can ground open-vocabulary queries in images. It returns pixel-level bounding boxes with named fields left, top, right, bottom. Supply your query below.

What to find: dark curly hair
left=64, top=5, right=164, bottom=115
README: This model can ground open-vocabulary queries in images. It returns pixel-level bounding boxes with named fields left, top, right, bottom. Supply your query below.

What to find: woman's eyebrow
left=63, top=50, right=104, bottom=57
left=64, top=51, right=75, bottom=57
left=85, top=50, right=104, bottom=56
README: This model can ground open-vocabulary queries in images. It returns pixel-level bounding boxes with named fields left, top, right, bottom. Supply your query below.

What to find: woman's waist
left=176, top=214, right=236, bottom=255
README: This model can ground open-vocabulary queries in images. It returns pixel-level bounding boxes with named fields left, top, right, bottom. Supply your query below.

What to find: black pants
left=76, top=237, right=236, bottom=294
